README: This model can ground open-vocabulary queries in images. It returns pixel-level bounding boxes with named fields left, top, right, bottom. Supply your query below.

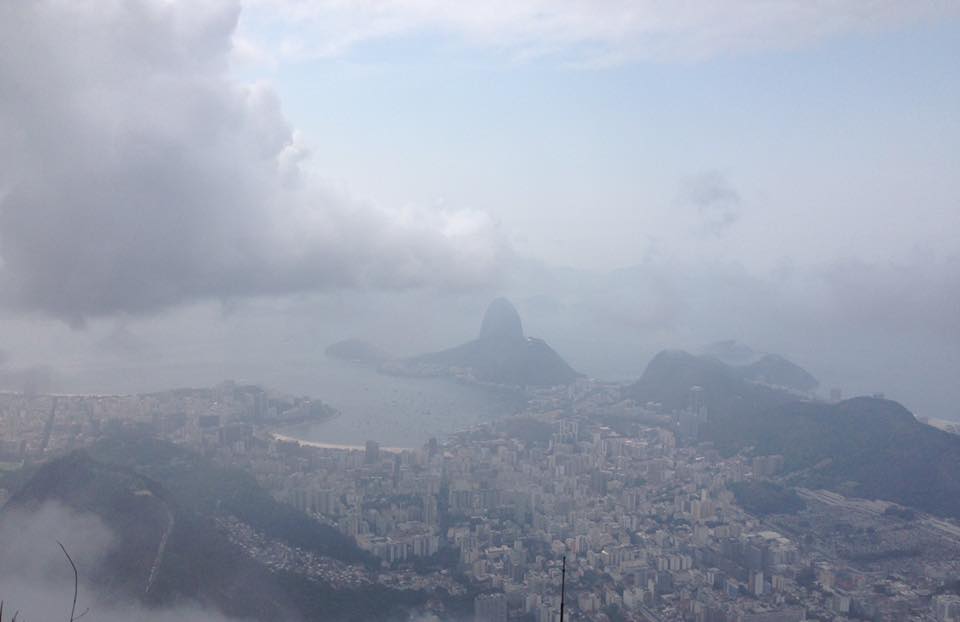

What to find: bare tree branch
left=56, top=541, right=79, bottom=622
left=1, top=598, right=22, bottom=622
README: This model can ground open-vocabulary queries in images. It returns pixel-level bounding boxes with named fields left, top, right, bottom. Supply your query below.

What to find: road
left=145, top=502, right=175, bottom=595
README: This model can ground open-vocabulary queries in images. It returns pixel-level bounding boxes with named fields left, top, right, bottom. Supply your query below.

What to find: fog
left=0, top=0, right=956, bottom=419
left=0, top=251, right=956, bottom=419
left=0, top=502, right=241, bottom=622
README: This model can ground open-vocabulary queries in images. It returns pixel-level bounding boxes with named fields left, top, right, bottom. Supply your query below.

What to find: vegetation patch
left=730, top=481, right=806, bottom=516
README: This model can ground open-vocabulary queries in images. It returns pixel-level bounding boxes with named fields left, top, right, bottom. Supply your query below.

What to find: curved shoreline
left=270, top=431, right=410, bottom=454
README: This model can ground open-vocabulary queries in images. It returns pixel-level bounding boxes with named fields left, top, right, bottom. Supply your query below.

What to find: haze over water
left=54, top=357, right=518, bottom=448
left=274, top=363, right=519, bottom=448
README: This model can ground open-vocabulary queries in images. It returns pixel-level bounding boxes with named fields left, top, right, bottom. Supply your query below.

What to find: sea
left=271, top=362, right=522, bottom=448
left=53, top=357, right=522, bottom=449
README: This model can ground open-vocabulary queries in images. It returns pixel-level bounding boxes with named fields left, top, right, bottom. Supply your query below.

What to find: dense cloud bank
left=0, top=0, right=505, bottom=323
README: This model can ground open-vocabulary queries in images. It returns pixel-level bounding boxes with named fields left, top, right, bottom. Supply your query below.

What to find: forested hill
left=4, top=449, right=302, bottom=619
left=625, top=349, right=796, bottom=418
left=627, top=350, right=960, bottom=519
left=2, top=434, right=424, bottom=621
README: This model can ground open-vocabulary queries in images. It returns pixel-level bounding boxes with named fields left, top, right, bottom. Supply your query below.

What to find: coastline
left=270, top=431, right=411, bottom=454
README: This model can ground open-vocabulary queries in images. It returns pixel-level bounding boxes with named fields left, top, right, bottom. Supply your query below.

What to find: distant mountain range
left=387, top=298, right=580, bottom=387
left=737, top=353, right=819, bottom=393
left=627, top=349, right=960, bottom=519
left=700, top=340, right=819, bottom=393
left=2, top=433, right=422, bottom=621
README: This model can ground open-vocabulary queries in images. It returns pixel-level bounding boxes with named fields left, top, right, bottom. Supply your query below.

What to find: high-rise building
left=677, top=385, right=708, bottom=442
left=424, top=494, right=438, bottom=526
left=365, top=440, right=380, bottom=464
left=935, top=594, right=960, bottom=622
left=392, top=453, right=402, bottom=489
left=474, top=593, right=507, bottom=622
left=689, top=385, right=707, bottom=419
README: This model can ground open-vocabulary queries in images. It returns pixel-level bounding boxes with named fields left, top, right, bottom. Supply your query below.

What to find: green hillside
left=2, top=434, right=425, bottom=621
left=628, top=350, right=960, bottom=519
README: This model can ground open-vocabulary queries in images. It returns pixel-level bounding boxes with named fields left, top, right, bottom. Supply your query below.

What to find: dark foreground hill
left=627, top=350, right=960, bottom=519
left=2, top=434, right=423, bottom=621
left=5, top=451, right=303, bottom=619
left=87, top=433, right=369, bottom=563
left=748, top=398, right=960, bottom=517
left=397, top=297, right=580, bottom=387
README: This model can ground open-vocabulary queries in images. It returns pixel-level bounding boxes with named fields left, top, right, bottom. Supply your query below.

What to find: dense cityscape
left=3, top=377, right=960, bottom=622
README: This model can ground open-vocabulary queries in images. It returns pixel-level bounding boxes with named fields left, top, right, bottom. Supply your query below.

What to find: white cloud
left=0, top=0, right=507, bottom=323
left=679, top=171, right=741, bottom=235
left=239, top=0, right=956, bottom=64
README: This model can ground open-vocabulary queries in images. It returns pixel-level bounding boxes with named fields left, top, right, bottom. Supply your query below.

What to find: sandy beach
left=270, top=432, right=410, bottom=454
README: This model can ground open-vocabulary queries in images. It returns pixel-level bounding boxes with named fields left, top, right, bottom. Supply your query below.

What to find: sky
left=235, top=0, right=960, bottom=271
left=0, top=1, right=958, bottom=418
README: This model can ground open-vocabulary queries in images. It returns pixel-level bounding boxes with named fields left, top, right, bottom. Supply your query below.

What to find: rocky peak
left=478, top=297, right=524, bottom=341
